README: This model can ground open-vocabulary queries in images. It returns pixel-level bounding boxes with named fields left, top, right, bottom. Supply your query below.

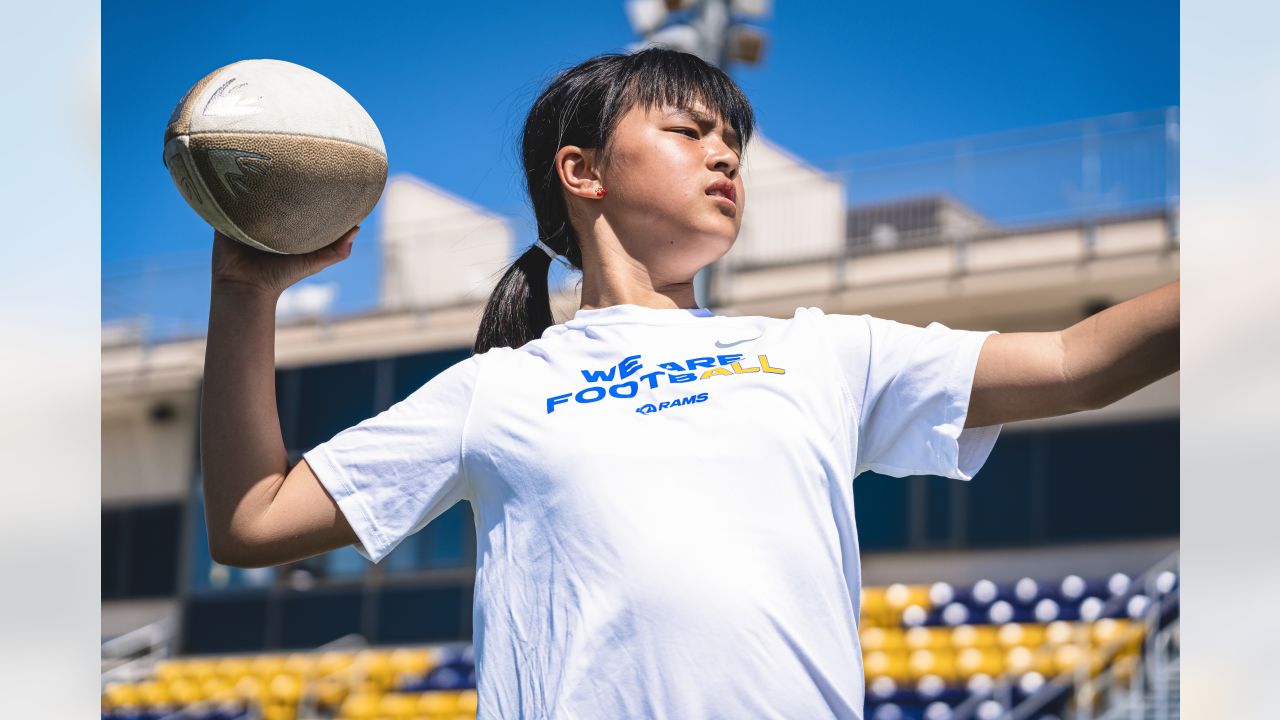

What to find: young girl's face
left=595, top=101, right=745, bottom=279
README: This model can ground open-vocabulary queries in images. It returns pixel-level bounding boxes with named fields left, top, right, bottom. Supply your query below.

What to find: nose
left=708, top=139, right=739, bottom=179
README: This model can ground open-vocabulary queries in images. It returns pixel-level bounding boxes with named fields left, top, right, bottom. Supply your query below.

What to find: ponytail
left=473, top=235, right=576, bottom=355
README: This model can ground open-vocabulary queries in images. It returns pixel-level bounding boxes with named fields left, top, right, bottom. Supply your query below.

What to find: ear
left=555, top=145, right=603, bottom=201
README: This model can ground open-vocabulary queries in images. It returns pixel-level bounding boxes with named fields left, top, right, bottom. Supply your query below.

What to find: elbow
left=208, top=535, right=274, bottom=569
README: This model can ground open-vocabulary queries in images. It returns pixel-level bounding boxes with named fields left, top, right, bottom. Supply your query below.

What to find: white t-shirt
left=303, top=304, right=1003, bottom=719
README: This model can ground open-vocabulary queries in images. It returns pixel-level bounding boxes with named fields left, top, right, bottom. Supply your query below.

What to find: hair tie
left=533, top=238, right=574, bottom=271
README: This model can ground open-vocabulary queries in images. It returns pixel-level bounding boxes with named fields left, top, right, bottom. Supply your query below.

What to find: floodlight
left=727, top=24, right=767, bottom=64
left=625, top=0, right=669, bottom=35
left=730, top=0, right=770, bottom=16
left=646, top=23, right=703, bottom=56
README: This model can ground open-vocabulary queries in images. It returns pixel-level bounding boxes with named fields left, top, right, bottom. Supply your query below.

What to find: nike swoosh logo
left=715, top=335, right=762, bottom=348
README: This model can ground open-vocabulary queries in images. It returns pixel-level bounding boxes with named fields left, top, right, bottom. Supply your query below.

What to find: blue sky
left=103, top=0, right=1177, bottom=330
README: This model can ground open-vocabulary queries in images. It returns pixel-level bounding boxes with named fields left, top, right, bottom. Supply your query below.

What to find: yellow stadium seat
left=269, top=673, right=303, bottom=703
left=860, top=627, right=904, bottom=653
left=1113, top=653, right=1139, bottom=684
left=166, top=678, right=202, bottom=704
left=863, top=650, right=910, bottom=683
left=418, top=690, right=459, bottom=716
left=338, top=692, right=380, bottom=720
left=377, top=692, right=419, bottom=719
left=153, top=659, right=185, bottom=683
left=1004, top=646, right=1029, bottom=674
left=263, top=705, right=297, bottom=720
left=954, top=647, right=1003, bottom=679
left=102, top=682, right=141, bottom=709
left=217, top=656, right=254, bottom=682
left=1044, top=621, right=1089, bottom=647
left=390, top=647, right=434, bottom=678
left=250, top=654, right=288, bottom=679
left=1090, top=619, right=1122, bottom=646
left=904, top=626, right=951, bottom=651
left=235, top=676, right=266, bottom=704
left=314, top=675, right=348, bottom=707
left=951, top=624, right=998, bottom=649
left=456, top=689, right=478, bottom=713
left=885, top=583, right=932, bottom=612
left=136, top=680, right=172, bottom=707
left=284, top=652, right=318, bottom=678
left=996, top=623, right=1046, bottom=650
left=356, top=649, right=398, bottom=690
left=200, top=677, right=234, bottom=702
left=318, top=650, right=357, bottom=677
left=1052, top=644, right=1104, bottom=675
left=861, top=587, right=890, bottom=626
left=186, top=658, right=220, bottom=684
left=1121, top=622, right=1147, bottom=652
left=907, top=648, right=957, bottom=683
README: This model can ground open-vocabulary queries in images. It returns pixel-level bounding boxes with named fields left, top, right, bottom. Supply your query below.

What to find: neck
left=576, top=218, right=700, bottom=312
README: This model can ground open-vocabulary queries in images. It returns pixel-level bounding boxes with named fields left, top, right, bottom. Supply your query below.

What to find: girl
left=201, top=48, right=1179, bottom=719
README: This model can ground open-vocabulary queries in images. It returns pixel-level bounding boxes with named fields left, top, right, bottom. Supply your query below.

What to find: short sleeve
left=819, top=311, right=1002, bottom=481
left=302, top=355, right=481, bottom=564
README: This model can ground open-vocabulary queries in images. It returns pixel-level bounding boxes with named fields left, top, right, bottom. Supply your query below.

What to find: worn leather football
left=163, top=59, right=387, bottom=254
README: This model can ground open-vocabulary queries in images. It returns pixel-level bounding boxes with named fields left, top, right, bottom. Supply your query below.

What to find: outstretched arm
left=964, top=279, right=1179, bottom=428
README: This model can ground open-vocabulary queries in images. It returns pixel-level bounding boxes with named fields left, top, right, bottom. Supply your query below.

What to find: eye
left=671, top=127, right=700, bottom=139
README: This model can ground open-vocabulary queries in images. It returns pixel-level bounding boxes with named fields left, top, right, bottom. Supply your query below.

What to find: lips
left=705, top=180, right=736, bottom=205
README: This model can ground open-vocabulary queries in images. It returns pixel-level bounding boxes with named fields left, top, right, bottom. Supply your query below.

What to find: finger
left=314, top=226, right=360, bottom=268
left=333, top=225, right=359, bottom=252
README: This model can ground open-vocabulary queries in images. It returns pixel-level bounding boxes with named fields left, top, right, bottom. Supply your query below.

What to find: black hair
left=472, top=47, right=756, bottom=355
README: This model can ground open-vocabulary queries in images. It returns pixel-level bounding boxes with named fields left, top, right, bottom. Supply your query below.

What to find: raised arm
left=200, top=228, right=361, bottom=567
left=965, top=279, right=1180, bottom=428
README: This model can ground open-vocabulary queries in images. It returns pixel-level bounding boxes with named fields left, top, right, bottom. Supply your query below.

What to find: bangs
left=607, top=49, right=756, bottom=156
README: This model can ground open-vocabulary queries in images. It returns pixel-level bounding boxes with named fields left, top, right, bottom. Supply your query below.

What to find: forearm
left=199, top=283, right=289, bottom=559
left=1061, top=279, right=1180, bottom=410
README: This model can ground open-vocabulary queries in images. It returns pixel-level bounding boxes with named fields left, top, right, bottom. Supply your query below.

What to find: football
left=162, top=59, right=387, bottom=254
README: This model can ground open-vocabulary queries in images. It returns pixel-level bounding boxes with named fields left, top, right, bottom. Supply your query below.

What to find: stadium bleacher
left=100, top=569, right=1178, bottom=720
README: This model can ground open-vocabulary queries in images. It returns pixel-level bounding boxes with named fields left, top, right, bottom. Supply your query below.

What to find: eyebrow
left=668, top=107, right=741, bottom=147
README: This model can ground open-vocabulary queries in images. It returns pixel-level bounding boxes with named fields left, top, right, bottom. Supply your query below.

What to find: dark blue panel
left=376, top=584, right=472, bottom=644
left=854, top=471, right=910, bottom=550
left=960, top=431, right=1035, bottom=547
left=277, top=589, right=365, bottom=649
left=392, top=349, right=472, bottom=405
left=126, top=503, right=182, bottom=597
left=102, top=509, right=123, bottom=600
left=294, top=360, right=379, bottom=451
left=1045, top=418, right=1179, bottom=540
left=183, top=594, right=269, bottom=654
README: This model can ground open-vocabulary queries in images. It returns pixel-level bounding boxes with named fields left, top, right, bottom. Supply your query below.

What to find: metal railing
left=946, top=550, right=1180, bottom=720
left=101, top=614, right=178, bottom=688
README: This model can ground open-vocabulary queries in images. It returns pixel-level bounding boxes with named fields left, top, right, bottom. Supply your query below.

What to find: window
left=1044, top=419, right=1179, bottom=540
left=182, top=593, right=270, bottom=654
left=376, top=584, right=473, bottom=644
left=853, top=472, right=910, bottom=550
left=278, top=588, right=365, bottom=649
left=102, top=502, right=181, bottom=600
left=293, top=360, right=379, bottom=451
left=959, top=432, right=1036, bottom=547
left=393, top=349, right=472, bottom=403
